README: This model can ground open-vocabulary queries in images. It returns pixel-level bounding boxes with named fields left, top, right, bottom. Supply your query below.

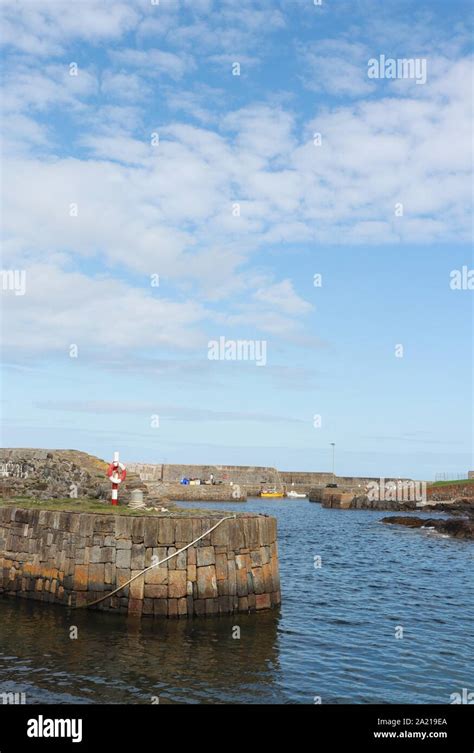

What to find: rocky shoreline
left=382, top=515, right=474, bottom=540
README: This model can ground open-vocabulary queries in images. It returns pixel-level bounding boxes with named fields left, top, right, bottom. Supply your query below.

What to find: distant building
left=468, top=471, right=474, bottom=480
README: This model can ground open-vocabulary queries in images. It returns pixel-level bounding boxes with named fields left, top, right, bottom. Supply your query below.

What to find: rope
left=74, top=514, right=236, bottom=610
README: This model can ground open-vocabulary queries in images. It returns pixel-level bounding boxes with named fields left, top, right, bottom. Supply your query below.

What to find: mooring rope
left=74, top=514, right=237, bottom=610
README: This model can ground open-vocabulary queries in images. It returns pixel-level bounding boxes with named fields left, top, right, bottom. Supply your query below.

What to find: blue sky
left=1, top=0, right=472, bottom=479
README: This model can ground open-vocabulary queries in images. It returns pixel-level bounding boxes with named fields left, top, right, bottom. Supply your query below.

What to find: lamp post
left=330, top=442, right=336, bottom=482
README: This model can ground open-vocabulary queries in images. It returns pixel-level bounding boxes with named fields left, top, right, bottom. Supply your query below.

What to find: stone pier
left=0, top=507, right=281, bottom=618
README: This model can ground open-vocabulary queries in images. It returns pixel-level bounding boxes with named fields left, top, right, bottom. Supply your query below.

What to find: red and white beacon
left=106, top=451, right=127, bottom=506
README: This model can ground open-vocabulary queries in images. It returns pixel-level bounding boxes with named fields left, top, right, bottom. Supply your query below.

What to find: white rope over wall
left=74, top=514, right=237, bottom=610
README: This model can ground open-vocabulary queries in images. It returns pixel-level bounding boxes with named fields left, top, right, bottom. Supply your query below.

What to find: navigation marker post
left=106, top=451, right=127, bottom=506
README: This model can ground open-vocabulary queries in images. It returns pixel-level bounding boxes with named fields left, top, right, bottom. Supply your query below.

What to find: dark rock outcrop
left=351, top=495, right=416, bottom=511
left=382, top=516, right=474, bottom=540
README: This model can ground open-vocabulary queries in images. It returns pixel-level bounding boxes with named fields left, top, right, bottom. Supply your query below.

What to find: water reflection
left=0, top=597, right=282, bottom=704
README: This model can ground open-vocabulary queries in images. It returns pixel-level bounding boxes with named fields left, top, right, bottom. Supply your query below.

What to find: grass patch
left=431, top=479, right=474, bottom=487
left=0, top=497, right=235, bottom=517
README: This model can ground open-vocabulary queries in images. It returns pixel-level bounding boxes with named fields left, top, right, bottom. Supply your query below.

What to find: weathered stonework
left=0, top=507, right=280, bottom=618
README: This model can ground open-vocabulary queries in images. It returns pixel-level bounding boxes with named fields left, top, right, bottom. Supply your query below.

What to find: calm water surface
left=0, top=499, right=472, bottom=704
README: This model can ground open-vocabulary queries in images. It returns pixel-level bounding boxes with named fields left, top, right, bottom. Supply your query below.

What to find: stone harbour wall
left=128, top=463, right=283, bottom=495
left=0, top=507, right=280, bottom=618
left=127, top=463, right=413, bottom=497
left=146, top=482, right=247, bottom=502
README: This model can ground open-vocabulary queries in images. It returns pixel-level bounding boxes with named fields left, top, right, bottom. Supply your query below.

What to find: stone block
left=115, top=516, right=133, bottom=540
left=143, top=519, right=159, bottom=548
left=90, top=546, right=101, bottom=563
left=168, top=570, right=187, bottom=599
left=116, top=539, right=132, bottom=550
left=144, top=584, right=167, bottom=599
left=129, top=572, right=144, bottom=600
left=197, top=546, right=215, bottom=567
left=175, top=550, right=187, bottom=570
left=227, top=560, right=237, bottom=596
left=94, top=515, right=115, bottom=534
left=73, top=565, right=88, bottom=591
left=157, top=518, right=175, bottom=545
left=210, top=519, right=230, bottom=546
left=167, top=547, right=177, bottom=570
left=177, top=597, right=187, bottom=617
left=227, top=520, right=245, bottom=550
left=132, top=517, right=145, bottom=543
left=151, top=547, right=167, bottom=567
left=128, top=598, right=143, bottom=616
left=175, top=519, right=193, bottom=542
left=144, top=567, right=167, bottom=585
left=168, top=599, right=178, bottom=617
left=104, top=563, right=115, bottom=585
left=215, top=553, right=227, bottom=581
left=271, top=555, right=280, bottom=591
left=153, top=599, right=168, bottom=617
left=116, top=548, right=131, bottom=569
left=192, top=518, right=206, bottom=540
left=255, top=593, right=271, bottom=610
left=88, top=563, right=105, bottom=589
left=251, top=567, right=265, bottom=594
left=243, top=517, right=260, bottom=548
left=262, top=562, right=273, bottom=593
left=246, top=572, right=254, bottom=593
left=116, top=568, right=131, bottom=597
left=197, top=565, right=218, bottom=599
left=235, top=554, right=248, bottom=571
left=131, top=544, right=145, bottom=570
left=79, top=515, right=95, bottom=537
left=193, top=599, right=206, bottom=616
left=236, top=568, right=248, bottom=597
left=205, top=598, right=218, bottom=615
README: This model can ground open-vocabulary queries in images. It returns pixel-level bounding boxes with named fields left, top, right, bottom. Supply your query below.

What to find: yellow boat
left=260, top=489, right=284, bottom=498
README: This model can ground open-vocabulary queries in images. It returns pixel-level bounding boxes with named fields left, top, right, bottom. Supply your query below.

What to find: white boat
left=286, top=490, right=307, bottom=498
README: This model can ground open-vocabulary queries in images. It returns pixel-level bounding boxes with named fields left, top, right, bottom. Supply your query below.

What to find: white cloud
left=254, top=280, right=313, bottom=316
left=100, top=71, right=150, bottom=103
left=2, top=63, right=98, bottom=114
left=110, top=48, right=193, bottom=80
left=0, top=0, right=139, bottom=56
left=301, top=40, right=375, bottom=98
left=35, top=400, right=304, bottom=423
left=1, top=263, right=207, bottom=354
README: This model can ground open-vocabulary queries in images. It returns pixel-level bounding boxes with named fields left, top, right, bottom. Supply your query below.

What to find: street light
left=330, top=443, right=336, bottom=481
